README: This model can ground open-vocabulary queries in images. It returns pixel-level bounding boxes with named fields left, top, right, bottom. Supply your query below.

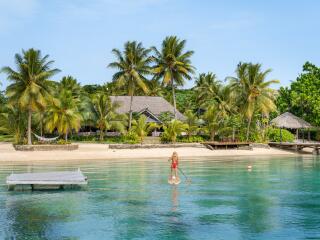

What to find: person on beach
left=169, top=151, right=179, bottom=180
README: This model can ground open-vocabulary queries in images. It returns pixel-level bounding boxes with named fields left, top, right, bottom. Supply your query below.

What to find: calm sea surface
left=0, top=156, right=319, bottom=240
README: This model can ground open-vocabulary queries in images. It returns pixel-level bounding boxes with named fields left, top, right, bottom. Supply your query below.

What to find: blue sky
left=1, top=0, right=319, bottom=90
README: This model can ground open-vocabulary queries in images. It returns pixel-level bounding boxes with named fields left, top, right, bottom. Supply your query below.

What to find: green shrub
left=177, top=135, right=205, bottom=143
left=0, top=135, right=14, bottom=142
left=123, top=131, right=139, bottom=144
left=70, top=135, right=98, bottom=142
left=315, top=131, right=320, bottom=141
left=57, top=139, right=71, bottom=145
left=161, top=120, right=188, bottom=143
left=266, top=128, right=295, bottom=142
left=70, top=134, right=140, bottom=144
left=160, top=132, right=171, bottom=143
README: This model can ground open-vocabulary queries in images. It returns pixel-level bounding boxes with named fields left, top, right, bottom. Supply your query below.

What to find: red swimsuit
left=171, top=160, right=178, bottom=169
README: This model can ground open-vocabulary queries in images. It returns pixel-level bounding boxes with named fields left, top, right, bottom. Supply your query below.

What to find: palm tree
left=0, top=90, right=7, bottom=108
left=59, top=76, right=81, bottom=97
left=108, top=41, right=152, bottom=130
left=132, top=115, right=159, bottom=144
left=2, top=49, right=60, bottom=144
left=147, top=79, right=164, bottom=96
left=162, top=119, right=188, bottom=144
left=203, top=106, right=219, bottom=141
left=90, top=93, right=126, bottom=141
left=184, top=110, right=199, bottom=139
left=45, top=90, right=82, bottom=141
left=152, top=36, right=195, bottom=119
left=228, top=63, right=279, bottom=141
left=214, top=85, right=236, bottom=119
left=194, top=73, right=221, bottom=108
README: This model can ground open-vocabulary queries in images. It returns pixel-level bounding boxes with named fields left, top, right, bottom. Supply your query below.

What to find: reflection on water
left=171, top=186, right=179, bottom=211
left=0, top=156, right=320, bottom=239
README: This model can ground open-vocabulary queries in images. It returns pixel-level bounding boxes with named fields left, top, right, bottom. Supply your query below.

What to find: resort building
left=110, top=96, right=185, bottom=124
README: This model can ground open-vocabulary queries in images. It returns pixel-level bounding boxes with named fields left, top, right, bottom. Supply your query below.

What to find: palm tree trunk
left=129, top=94, right=133, bottom=130
left=232, top=126, right=235, bottom=142
left=173, top=136, right=176, bottom=144
left=27, top=109, right=32, bottom=145
left=246, top=118, right=252, bottom=142
left=65, top=131, right=68, bottom=141
left=40, top=113, right=43, bottom=137
left=100, top=129, right=104, bottom=141
left=171, top=80, right=177, bottom=119
left=210, top=130, right=215, bottom=141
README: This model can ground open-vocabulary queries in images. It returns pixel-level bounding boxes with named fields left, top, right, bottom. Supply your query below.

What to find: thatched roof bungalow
left=271, top=112, right=312, bottom=129
left=110, top=96, right=185, bottom=123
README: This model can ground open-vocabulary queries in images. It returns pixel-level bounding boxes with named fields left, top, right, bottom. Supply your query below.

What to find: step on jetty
left=6, top=169, right=88, bottom=191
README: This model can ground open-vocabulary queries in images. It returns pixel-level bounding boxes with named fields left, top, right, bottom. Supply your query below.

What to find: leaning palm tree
left=228, top=63, right=279, bottom=141
left=152, top=36, right=195, bottom=119
left=45, top=90, right=82, bottom=141
left=108, top=41, right=152, bottom=130
left=90, top=93, right=126, bottom=141
left=2, top=49, right=60, bottom=144
left=131, top=115, right=159, bottom=144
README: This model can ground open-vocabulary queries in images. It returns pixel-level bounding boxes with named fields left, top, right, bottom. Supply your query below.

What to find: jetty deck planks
left=6, top=170, right=88, bottom=190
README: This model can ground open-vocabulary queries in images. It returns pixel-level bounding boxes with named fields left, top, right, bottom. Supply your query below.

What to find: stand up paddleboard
left=168, top=177, right=181, bottom=185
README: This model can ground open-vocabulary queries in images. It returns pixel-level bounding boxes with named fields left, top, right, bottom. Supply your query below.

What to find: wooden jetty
left=269, top=142, right=320, bottom=154
left=6, top=170, right=88, bottom=191
left=203, top=141, right=251, bottom=150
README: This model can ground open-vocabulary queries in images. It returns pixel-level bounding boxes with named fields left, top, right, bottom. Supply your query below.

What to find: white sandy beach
left=0, top=143, right=297, bottom=162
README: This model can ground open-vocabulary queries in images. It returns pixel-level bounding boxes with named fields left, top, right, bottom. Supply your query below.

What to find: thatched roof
left=271, top=112, right=312, bottom=129
left=110, top=96, right=185, bottom=121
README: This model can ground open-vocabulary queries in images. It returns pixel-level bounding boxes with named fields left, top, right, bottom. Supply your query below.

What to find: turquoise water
left=0, top=156, right=320, bottom=240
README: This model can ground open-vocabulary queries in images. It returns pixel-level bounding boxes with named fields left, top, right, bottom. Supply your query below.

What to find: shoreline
left=0, top=143, right=299, bottom=163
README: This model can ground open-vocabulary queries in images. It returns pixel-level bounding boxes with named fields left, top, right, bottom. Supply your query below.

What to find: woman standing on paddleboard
left=170, top=151, right=179, bottom=180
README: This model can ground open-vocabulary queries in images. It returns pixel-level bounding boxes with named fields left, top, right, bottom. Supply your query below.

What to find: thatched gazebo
left=271, top=112, right=313, bottom=142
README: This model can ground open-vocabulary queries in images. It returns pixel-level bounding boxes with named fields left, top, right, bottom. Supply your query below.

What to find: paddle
left=178, top=167, right=192, bottom=184
left=168, top=158, right=192, bottom=184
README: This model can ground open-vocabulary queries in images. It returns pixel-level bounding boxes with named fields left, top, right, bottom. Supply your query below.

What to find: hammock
left=33, top=133, right=60, bottom=142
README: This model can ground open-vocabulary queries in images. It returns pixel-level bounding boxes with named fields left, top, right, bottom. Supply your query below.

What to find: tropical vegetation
left=152, top=36, right=195, bottom=119
left=108, top=41, right=152, bottom=130
left=1, top=49, right=60, bottom=144
left=1, top=35, right=314, bottom=145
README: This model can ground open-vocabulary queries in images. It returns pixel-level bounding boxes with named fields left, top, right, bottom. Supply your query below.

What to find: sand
left=0, top=143, right=296, bottom=162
